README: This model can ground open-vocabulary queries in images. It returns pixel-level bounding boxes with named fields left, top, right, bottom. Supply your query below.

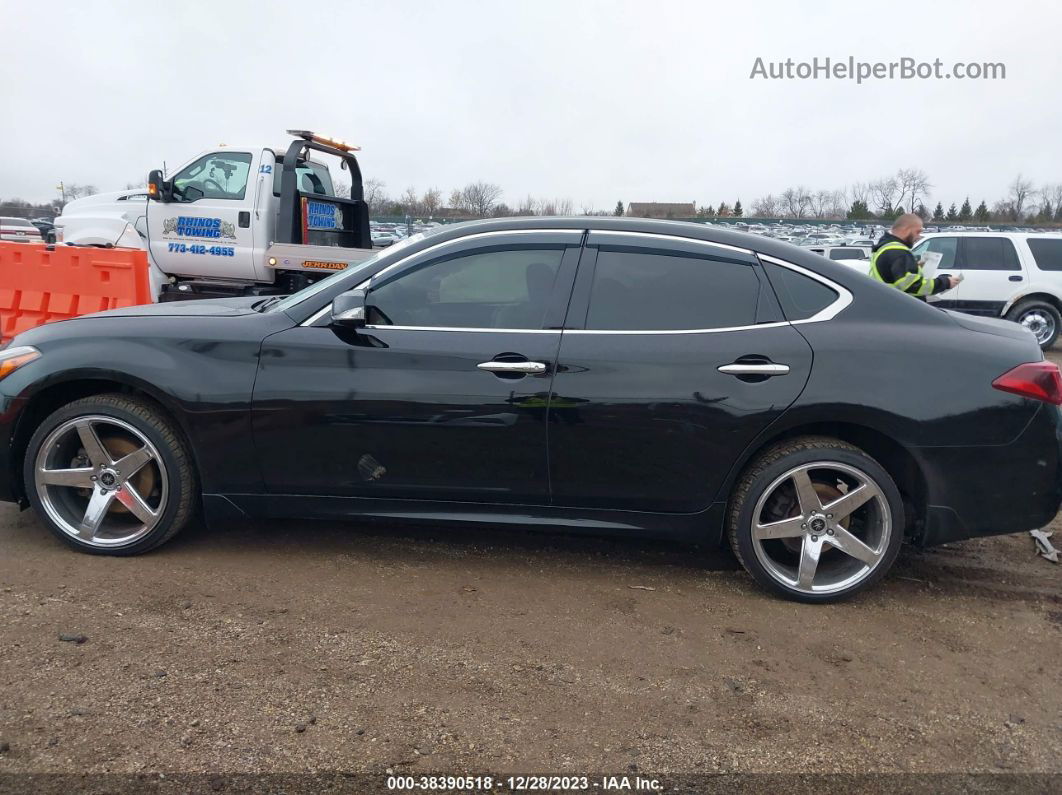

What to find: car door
left=251, top=230, right=583, bottom=503
left=547, top=232, right=814, bottom=513
left=953, top=236, right=1023, bottom=315
left=147, top=149, right=258, bottom=281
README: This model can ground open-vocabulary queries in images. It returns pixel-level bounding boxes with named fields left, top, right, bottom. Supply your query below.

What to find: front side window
left=1028, top=238, right=1062, bottom=271
left=961, top=237, right=1020, bottom=271
left=367, top=248, right=565, bottom=329
left=914, top=237, right=958, bottom=269
left=172, top=152, right=253, bottom=201
left=585, top=249, right=762, bottom=331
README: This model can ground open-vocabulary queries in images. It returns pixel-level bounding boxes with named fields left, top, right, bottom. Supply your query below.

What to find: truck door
left=148, top=150, right=259, bottom=282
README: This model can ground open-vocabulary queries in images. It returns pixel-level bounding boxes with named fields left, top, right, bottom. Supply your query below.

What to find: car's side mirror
left=147, top=169, right=170, bottom=202
left=331, top=289, right=368, bottom=328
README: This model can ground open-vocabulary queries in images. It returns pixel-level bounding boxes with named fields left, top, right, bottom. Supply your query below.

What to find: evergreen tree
left=959, top=198, right=972, bottom=222
left=916, top=203, right=929, bottom=222
left=704, top=204, right=716, bottom=217
left=733, top=200, right=743, bottom=217
left=946, top=203, right=959, bottom=222
left=893, top=205, right=905, bottom=219
left=614, top=201, right=624, bottom=216
left=717, top=202, right=731, bottom=216
left=974, top=200, right=990, bottom=222
left=847, top=200, right=870, bottom=219
left=932, top=202, right=945, bottom=221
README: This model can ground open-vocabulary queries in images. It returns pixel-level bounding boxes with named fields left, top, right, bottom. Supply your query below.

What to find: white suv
left=915, top=232, right=1062, bottom=349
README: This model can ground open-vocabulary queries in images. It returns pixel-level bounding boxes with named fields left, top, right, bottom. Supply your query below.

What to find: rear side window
left=585, top=249, right=762, bottom=331
left=1028, top=239, right=1062, bottom=271
left=961, top=237, right=1020, bottom=271
left=761, top=260, right=839, bottom=321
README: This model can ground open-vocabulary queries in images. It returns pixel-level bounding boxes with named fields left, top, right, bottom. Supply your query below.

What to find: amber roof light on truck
left=286, top=130, right=360, bottom=152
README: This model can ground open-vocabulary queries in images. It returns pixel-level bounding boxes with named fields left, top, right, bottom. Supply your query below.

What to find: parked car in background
left=808, top=245, right=870, bottom=262
left=917, top=232, right=1062, bottom=348
left=30, top=218, right=56, bottom=243
left=2, top=218, right=1059, bottom=604
left=0, top=216, right=44, bottom=242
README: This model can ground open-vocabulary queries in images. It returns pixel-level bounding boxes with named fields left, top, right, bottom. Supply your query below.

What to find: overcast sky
left=2, top=0, right=1059, bottom=210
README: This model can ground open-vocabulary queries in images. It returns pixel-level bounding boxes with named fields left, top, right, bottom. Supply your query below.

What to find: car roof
left=919, top=231, right=1062, bottom=240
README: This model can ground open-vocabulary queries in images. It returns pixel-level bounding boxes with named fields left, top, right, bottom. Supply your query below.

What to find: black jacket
left=872, top=233, right=951, bottom=296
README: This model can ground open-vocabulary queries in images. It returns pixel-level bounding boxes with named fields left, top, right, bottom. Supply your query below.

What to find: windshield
left=268, top=232, right=427, bottom=315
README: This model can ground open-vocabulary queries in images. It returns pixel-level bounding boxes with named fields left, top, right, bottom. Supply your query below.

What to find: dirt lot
left=0, top=354, right=1058, bottom=782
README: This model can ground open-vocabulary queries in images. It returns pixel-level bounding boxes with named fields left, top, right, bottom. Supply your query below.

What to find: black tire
left=726, top=435, right=905, bottom=603
left=23, top=393, right=197, bottom=555
left=1005, top=299, right=1060, bottom=350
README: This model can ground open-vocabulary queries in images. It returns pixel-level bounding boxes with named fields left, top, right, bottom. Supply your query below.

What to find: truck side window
left=172, top=152, right=253, bottom=202
left=961, top=237, right=1020, bottom=271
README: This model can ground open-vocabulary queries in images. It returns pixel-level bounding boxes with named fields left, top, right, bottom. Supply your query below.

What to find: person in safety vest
left=869, top=213, right=958, bottom=299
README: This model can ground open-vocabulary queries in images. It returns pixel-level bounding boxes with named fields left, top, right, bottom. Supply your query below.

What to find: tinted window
left=829, top=248, right=866, bottom=260
left=2, top=218, right=34, bottom=227
left=368, top=248, right=564, bottom=329
left=272, top=159, right=336, bottom=197
left=1027, top=239, right=1062, bottom=271
left=585, top=249, right=761, bottom=331
left=962, top=237, right=1020, bottom=271
left=762, top=260, right=838, bottom=321
left=913, top=237, right=958, bottom=269
left=172, top=152, right=253, bottom=201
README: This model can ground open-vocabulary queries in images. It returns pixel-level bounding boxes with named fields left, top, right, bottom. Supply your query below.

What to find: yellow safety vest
left=868, top=241, right=936, bottom=297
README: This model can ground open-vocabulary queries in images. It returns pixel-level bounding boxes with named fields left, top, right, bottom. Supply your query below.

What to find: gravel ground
left=0, top=502, right=1059, bottom=778
left=0, top=347, right=1058, bottom=780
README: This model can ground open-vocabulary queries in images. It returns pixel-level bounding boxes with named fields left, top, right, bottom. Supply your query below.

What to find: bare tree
left=847, top=182, right=870, bottom=206
left=64, top=183, right=99, bottom=201
left=363, top=178, right=388, bottom=214
left=448, top=188, right=465, bottom=212
left=752, top=194, right=779, bottom=217
left=780, top=188, right=802, bottom=218
left=421, top=187, right=442, bottom=216
left=896, top=168, right=932, bottom=213
left=515, top=195, right=539, bottom=216
left=870, top=177, right=899, bottom=215
left=459, top=182, right=503, bottom=216
left=399, top=186, right=420, bottom=216
left=1008, top=174, right=1034, bottom=221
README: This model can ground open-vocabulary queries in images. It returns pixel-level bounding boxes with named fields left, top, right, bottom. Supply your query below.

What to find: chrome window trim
left=587, top=229, right=754, bottom=256
left=300, top=230, right=852, bottom=334
left=757, top=253, right=853, bottom=323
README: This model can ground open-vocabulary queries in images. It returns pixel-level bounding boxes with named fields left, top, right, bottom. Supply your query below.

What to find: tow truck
left=54, top=130, right=375, bottom=300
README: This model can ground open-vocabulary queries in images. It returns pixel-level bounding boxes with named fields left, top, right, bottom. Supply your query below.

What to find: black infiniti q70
left=1, top=218, right=1059, bottom=602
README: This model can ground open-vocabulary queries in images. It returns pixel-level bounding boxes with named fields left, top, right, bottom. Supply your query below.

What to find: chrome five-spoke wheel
left=728, top=437, right=904, bottom=602
left=34, top=415, right=168, bottom=548
left=750, top=461, right=891, bottom=596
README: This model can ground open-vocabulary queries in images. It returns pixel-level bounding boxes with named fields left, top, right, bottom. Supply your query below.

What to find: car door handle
left=1009, top=275, right=1023, bottom=282
left=717, top=363, right=790, bottom=376
left=477, top=360, right=548, bottom=375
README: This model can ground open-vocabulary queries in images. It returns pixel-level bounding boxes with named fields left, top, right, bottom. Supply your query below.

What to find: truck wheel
left=727, top=436, right=904, bottom=603
left=1006, top=299, right=1061, bottom=349
left=23, top=394, right=196, bottom=555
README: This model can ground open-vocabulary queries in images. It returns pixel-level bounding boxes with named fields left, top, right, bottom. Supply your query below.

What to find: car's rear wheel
left=727, top=436, right=904, bottom=603
left=1006, top=299, right=1060, bottom=349
left=24, top=394, right=196, bottom=555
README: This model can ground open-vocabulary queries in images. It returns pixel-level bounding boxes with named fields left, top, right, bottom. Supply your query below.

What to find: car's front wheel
left=24, top=394, right=196, bottom=555
left=727, top=436, right=904, bottom=603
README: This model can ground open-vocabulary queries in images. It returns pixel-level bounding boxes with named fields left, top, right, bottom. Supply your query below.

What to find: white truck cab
left=916, top=231, right=1062, bottom=349
left=56, top=131, right=375, bottom=300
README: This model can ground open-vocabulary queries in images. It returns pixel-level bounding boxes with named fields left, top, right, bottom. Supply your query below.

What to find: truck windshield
left=272, top=160, right=336, bottom=197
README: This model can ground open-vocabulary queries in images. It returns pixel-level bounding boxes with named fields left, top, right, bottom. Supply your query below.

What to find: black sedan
left=1, top=218, right=1059, bottom=602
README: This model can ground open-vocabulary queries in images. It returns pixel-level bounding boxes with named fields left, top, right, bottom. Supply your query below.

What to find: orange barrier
left=0, top=243, right=153, bottom=343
